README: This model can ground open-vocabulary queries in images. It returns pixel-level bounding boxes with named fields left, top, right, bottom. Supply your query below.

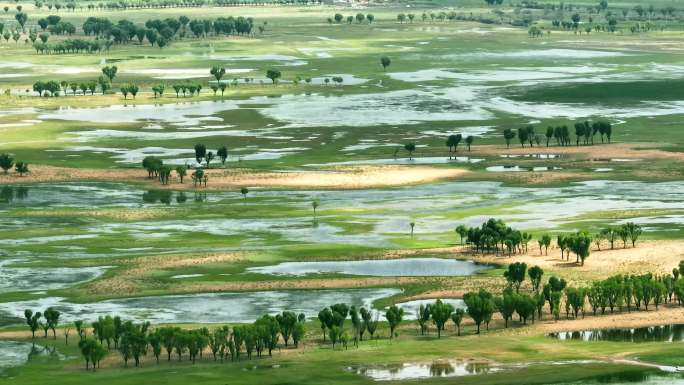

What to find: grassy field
left=3, top=1, right=684, bottom=384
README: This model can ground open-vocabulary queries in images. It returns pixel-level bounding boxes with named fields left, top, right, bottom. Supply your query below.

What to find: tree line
left=28, top=14, right=256, bottom=54
left=0, top=153, right=29, bottom=176
left=503, top=121, right=613, bottom=148
left=141, top=142, right=229, bottom=187
left=23, top=308, right=307, bottom=370
left=455, top=218, right=643, bottom=266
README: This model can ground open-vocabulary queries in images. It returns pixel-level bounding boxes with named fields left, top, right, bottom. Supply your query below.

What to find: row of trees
left=502, top=121, right=613, bottom=148
left=23, top=14, right=257, bottom=55
left=23, top=308, right=308, bottom=370
left=0, top=153, right=29, bottom=176
left=327, top=13, right=374, bottom=25
left=455, top=218, right=643, bottom=266
left=29, top=0, right=321, bottom=12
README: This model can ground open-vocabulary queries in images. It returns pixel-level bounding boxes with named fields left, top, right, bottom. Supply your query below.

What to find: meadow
left=2, top=0, right=684, bottom=384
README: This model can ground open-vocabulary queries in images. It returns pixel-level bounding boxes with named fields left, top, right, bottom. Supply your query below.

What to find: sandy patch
left=471, top=143, right=684, bottom=162
left=85, top=253, right=244, bottom=295
left=0, top=165, right=468, bottom=190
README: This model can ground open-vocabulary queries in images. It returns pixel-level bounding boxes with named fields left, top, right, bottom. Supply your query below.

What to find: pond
left=393, top=298, right=465, bottom=320
left=246, top=258, right=488, bottom=277
left=548, top=324, right=684, bottom=342
left=0, top=288, right=401, bottom=325
left=0, top=259, right=109, bottom=293
left=349, top=360, right=499, bottom=381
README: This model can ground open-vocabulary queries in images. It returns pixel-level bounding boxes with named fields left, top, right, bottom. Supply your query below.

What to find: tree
left=266, top=69, right=281, bottom=84
left=44, top=307, right=60, bottom=339
left=623, top=222, right=642, bottom=247
left=210, top=65, right=226, bottom=83
left=397, top=13, right=406, bottom=23
left=217, top=146, right=228, bottom=164
left=503, top=128, right=516, bottom=148
left=515, top=295, right=536, bottom=324
left=464, top=289, right=495, bottom=334
left=430, top=299, right=454, bottom=338
left=380, top=56, right=391, bottom=71
left=317, top=308, right=333, bottom=341
left=384, top=305, right=404, bottom=339
left=568, top=232, right=592, bottom=265
left=446, top=134, right=462, bottom=158
left=404, top=143, right=416, bottom=160
left=240, top=187, right=249, bottom=199
left=255, top=315, right=279, bottom=356
left=205, top=151, right=215, bottom=167
left=528, top=266, right=544, bottom=292
left=539, top=234, right=551, bottom=255
left=495, top=292, right=516, bottom=328
left=194, top=143, right=207, bottom=164
left=15, top=162, right=28, bottom=176
left=465, top=136, right=474, bottom=151
left=24, top=310, right=42, bottom=339
left=504, top=262, right=527, bottom=293
left=450, top=308, right=464, bottom=336
left=455, top=225, right=468, bottom=245
left=328, top=326, right=341, bottom=348
left=15, top=12, right=27, bottom=32
left=276, top=311, right=297, bottom=347
left=174, top=165, right=186, bottom=183
left=142, top=156, right=163, bottom=178
left=292, top=322, right=305, bottom=348
left=0, top=153, right=14, bottom=174
left=355, top=13, right=365, bottom=23
left=102, top=65, right=118, bottom=83
left=417, top=304, right=431, bottom=335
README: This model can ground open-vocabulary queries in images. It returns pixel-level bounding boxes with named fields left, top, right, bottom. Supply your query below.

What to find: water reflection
left=350, top=360, right=499, bottom=381
left=0, top=185, right=29, bottom=203
left=549, top=324, right=684, bottom=343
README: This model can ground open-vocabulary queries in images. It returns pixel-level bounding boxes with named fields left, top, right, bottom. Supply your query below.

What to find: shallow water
left=549, top=324, right=684, bottom=343
left=0, top=259, right=109, bottom=293
left=350, top=360, right=499, bottom=381
left=0, top=288, right=400, bottom=325
left=394, top=298, right=465, bottom=320
left=308, top=156, right=483, bottom=166
left=247, top=258, right=487, bottom=277
left=0, top=341, right=36, bottom=371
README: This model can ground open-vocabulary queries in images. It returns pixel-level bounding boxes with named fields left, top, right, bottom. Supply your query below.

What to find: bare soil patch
left=0, top=165, right=468, bottom=190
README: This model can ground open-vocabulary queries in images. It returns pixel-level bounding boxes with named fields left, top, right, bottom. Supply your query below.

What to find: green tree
left=495, top=292, right=516, bottom=328
left=528, top=265, right=544, bottom=292
left=503, top=128, right=516, bottom=148
left=210, top=65, right=226, bottom=83
left=380, top=56, right=391, bottom=71
left=384, top=305, right=404, bottom=339
left=101, top=65, right=118, bottom=83
left=276, top=311, right=297, bottom=347
left=504, top=262, right=527, bottom=293
left=217, top=146, right=228, bottom=164
left=266, top=69, right=281, bottom=84
left=465, top=136, right=474, bottom=151
left=44, top=307, right=60, bottom=339
left=430, top=299, right=454, bottom=338
left=404, top=143, right=416, bottom=160
left=622, top=222, right=642, bottom=247
left=15, top=162, right=28, bottom=176
left=24, top=309, right=42, bottom=339
left=450, top=308, right=464, bottom=336
left=417, top=303, right=431, bottom=335
left=194, top=143, right=207, bottom=164
left=0, top=153, right=14, bottom=174
left=464, top=289, right=495, bottom=334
